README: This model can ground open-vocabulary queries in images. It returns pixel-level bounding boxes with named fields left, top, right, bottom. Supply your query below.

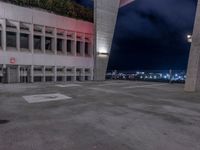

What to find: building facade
left=0, top=2, right=94, bottom=83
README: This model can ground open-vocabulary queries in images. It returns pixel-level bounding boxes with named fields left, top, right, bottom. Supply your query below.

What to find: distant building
left=0, top=2, right=94, bottom=83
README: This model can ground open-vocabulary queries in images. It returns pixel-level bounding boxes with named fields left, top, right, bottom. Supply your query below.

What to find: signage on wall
left=10, top=57, right=16, bottom=64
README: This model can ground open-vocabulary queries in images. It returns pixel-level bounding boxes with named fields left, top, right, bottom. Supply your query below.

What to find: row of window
left=0, top=31, right=92, bottom=56
left=33, top=67, right=91, bottom=74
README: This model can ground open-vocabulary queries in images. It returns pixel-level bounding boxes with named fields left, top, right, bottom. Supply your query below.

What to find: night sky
left=76, top=0, right=198, bottom=71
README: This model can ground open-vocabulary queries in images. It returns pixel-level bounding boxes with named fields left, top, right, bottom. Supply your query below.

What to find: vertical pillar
left=54, top=66, right=57, bottom=82
left=185, top=0, right=200, bottom=92
left=30, top=24, right=34, bottom=54
left=83, top=34, right=86, bottom=57
left=16, top=23, right=20, bottom=51
left=2, top=19, right=6, bottom=75
left=17, top=65, right=20, bottom=83
left=31, top=65, right=34, bottom=83
left=94, top=0, right=121, bottom=80
left=74, top=32, right=77, bottom=56
left=42, top=26, right=45, bottom=53
left=54, top=28, right=57, bottom=55
left=63, top=39, right=67, bottom=55
left=2, top=19, right=6, bottom=53
left=63, top=67, right=67, bottom=82
left=43, top=66, right=46, bottom=82
left=74, top=67, right=77, bottom=82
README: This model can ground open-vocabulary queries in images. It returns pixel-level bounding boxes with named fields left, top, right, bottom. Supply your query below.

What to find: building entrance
left=7, top=65, right=18, bottom=83
left=20, top=66, right=31, bottom=83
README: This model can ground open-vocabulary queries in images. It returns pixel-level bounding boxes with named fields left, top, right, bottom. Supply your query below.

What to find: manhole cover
left=0, top=120, right=10, bottom=124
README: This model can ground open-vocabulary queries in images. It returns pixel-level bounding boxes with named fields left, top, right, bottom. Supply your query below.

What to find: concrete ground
left=0, top=80, right=200, bottom=150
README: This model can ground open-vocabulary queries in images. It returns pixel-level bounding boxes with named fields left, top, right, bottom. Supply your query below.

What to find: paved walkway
left=0, top=81, right=200, bottom=150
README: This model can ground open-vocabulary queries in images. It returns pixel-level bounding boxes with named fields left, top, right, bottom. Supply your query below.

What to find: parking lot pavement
left=0, top=81, right=200, bottom=150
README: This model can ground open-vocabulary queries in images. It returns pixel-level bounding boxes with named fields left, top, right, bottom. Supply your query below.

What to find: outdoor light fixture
left=187, top=34, right=192, bottom=43
left=97, top=47, right=109, bottom=55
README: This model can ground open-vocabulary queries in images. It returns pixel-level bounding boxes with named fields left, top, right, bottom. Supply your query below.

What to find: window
left=6, top=31, right=16, bottom=48
left=57, top=39, right=63, bottom=52
left=57, top=68, right=63, bottom=72
left=85, top=68, right=90, bottom=73
left=45, top=68, right=53, bottom=72
left=20, top=33, right=29, bottom=49
left=45, top=37, right=52, bottom=51
left=34, top=68, right=42, bottom=72
left=85, top=42, right=89, bottom=55
left=76, top=41, right=81, bottom=54
left=67, top=68, right=73, bottom=72
left=34, top=35, right=41, bottom=50
left=67, top=40, right=72, bottom=53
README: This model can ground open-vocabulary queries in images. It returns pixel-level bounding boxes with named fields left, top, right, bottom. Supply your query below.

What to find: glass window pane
left=6, top=31, right=16, bottom=48
left=34, top=35, right=41, bottom=50
left=20, top=33, right=29, bottom=49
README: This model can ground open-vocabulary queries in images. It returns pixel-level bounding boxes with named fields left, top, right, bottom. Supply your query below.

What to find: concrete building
left=0, top=2, right=94, bottom=83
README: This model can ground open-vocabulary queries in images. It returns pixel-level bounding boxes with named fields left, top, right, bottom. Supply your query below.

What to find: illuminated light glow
left=98, top=47, right=108, bottom=55
left=187, top=34, right=192, bottom=43
left=187, top=35, right=191, bottom=38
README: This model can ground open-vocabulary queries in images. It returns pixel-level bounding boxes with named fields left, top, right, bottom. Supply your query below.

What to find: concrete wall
left=94, top=0, right=121, bottom=80
left=0, top=1, right=94, bottom=83
left=185, top=0, right=200, bottom=92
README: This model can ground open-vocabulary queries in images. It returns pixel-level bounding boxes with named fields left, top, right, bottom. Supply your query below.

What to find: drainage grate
left=0, top=120, right=10, bottom=124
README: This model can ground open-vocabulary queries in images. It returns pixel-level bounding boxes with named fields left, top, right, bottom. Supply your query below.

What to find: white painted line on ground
left=55, top=84, right=82, bottom=88
left=88, top=87, right=119, bottom=94
left=23, top=93, right=71, bottom=103
left=123, top=83, right=167, bottom=89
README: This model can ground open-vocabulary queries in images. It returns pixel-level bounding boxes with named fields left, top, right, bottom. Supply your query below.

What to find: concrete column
left=30, top=24, right=34, bottom=54
left=16, top=23, right=20, bottom=51
left=43, top=66, right=46, bottom=82
left=17, top=65, right=20, bottom=83
left=82, top=68, right=85, bottom=81
left=74, top=32, right=77, bottom=56
left=94, top=0, right=121, bottom=80
left=63, top=39, right=67, bottom=55
left=31, top=65, right=34, bottom=83
left=185, top=0, right=200, bottom=92
left=42, top=26, right=45, bottom=53
left=2, top=19, right=6, bottom=52
left=83, top=34, right=86, bottom=57
left=54, top=66, right=57, bottom=82
left=74, top=67, right=77, bottom=81
left=63, top=67, right=67, bottom=82
left=2, top=19, right=6, bottom=71
left=53, top=28, right=57, bottom=55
